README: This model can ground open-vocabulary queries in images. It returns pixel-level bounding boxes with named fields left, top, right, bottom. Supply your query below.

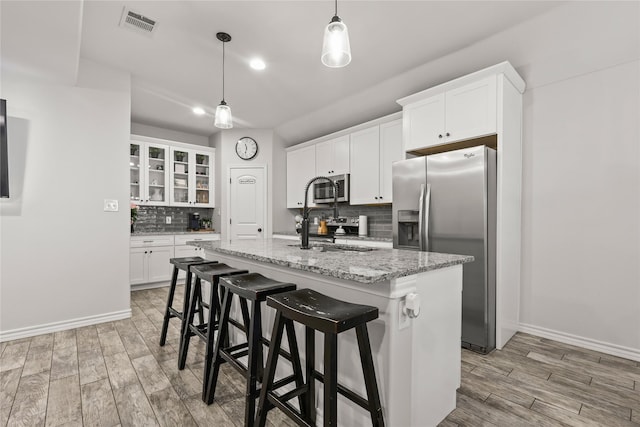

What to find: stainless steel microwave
left=313, top=174, right=349, bottom=204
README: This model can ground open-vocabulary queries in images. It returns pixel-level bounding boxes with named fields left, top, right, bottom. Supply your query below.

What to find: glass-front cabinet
left=129, top=141, right=169, bottom=205
left=170, top=147, right=214, bottom=207
left=145, top=143, right=169, bottom=205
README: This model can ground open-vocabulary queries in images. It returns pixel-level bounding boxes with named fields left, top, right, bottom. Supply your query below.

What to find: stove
left=325, top=216, right=360, bottom=235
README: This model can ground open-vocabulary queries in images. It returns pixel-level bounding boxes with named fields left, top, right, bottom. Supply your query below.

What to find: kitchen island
left=189, top=238, right=473, bottom=426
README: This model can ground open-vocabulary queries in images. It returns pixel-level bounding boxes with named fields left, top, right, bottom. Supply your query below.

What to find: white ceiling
left=9, top=1, right=566, bottom=144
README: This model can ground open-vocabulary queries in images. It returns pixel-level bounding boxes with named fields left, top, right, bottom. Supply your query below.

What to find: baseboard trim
left=0, top=309, right=132, bottom=342
left=131, top=281, right=170, bottom=291
left=519, top=323, right=640, bottom=362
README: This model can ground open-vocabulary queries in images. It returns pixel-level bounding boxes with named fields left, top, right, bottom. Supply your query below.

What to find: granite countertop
left=131, top=230, right=218, bottom=236
left=273, top=230, right=392, bottom=243
left=188, top=238, right=473, bottom=284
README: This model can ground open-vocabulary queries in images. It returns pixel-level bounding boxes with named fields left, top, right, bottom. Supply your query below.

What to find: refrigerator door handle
left=418, top=184, right=430, bottom=251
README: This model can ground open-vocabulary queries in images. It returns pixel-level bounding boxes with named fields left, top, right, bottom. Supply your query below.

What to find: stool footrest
left=266, top=390, right=313, bottom=427
left=167, top=307, right=182, bottom=318
left=312, top=369, right=369, bottom=411
left=271, top=374, right=297, bottom=391
left=228, top=318, right=247, bottom=333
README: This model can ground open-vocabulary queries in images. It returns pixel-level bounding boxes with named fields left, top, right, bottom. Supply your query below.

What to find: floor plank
left=147, top=386, right=198, bottom=427
left=7, top=371, right=50, bottom=427
left=0, top=341, right=30, bottom=373
left=131, top=355, right=172, bottom=396
left=80, top=378, right=121, bottom=427
left=78, top=348, right=108, bottom=386
left=45, top=374, right=82, bottom=427
left=50, top=342, right=78, bottom=380
left=112, top=383, right=159, bottom=427
left=0, top=368, right=22, bottom=427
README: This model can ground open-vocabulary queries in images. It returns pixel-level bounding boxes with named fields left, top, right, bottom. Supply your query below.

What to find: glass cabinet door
left=130, top=143, right=142, bottom=202
left=145, top=143, right=169, bottom=205
left=171, top=148, right=190, bottom=206
left=193, top=151, right=213, bottom=207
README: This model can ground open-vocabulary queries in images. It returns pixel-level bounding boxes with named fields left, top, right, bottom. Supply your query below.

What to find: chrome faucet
left=301, top=176, right=339, bottom=249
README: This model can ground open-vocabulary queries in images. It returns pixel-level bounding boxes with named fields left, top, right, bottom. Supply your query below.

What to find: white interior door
left=229, top=166, right=266, bottom=242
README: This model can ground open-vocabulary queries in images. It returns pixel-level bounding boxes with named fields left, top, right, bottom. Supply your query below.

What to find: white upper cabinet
left=401, top=75, right=497, bottom=152
left=287, top=145, right=317, bottom=208
left=315, top=135, right=350, bottom=176
left=350, top=120, right=403, bottom=205
left=170, top=147, right=214, bottom=208
left=131, top=135, right=215, bottom=208
left=129, top=141, right=169, bottom=206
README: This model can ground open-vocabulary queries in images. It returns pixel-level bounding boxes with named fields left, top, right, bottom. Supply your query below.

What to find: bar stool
left=159, top=256, right=218, bottom=347
left=204, top=273, right=300, bottom=427
left=256, top=289, right=385, bottom=427
left=178, top=263, right=248, bottom=391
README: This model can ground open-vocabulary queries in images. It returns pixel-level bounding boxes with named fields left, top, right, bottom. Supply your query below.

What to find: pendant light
left=321, top=0, right=351, bottom=68
left=214, top=32, right=233, bottom=129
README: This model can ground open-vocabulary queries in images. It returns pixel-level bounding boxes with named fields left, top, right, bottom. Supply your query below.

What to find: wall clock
left=235, top=136, right=258, bottom=160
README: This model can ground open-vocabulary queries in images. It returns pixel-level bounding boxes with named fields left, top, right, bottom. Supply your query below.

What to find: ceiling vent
left=119, top=7, right=158, bottom=36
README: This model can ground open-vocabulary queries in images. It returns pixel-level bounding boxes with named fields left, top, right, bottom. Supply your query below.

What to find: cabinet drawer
left=174, top=234, right=220, bottom=246
left=130, top=235, right=175, bottom=248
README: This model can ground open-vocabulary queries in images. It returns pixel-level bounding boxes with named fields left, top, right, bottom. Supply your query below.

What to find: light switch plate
left=104, top=199, right=119, bottom=212
left=166, top=216, right=171, bottom=224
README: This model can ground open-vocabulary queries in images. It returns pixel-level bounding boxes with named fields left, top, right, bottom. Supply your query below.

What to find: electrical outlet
left=166, top=216, right=171, bottom=224
left=104, top=199, right=119, bottom=212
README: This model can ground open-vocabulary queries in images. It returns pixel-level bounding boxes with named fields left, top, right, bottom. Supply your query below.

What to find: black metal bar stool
left=256, top=289, right=385, bottom=427
left=178, top=263, right=248, bottom=391
left=204, top=273, right=302, bottom=427
left=159, top=256, right=218, bottom=347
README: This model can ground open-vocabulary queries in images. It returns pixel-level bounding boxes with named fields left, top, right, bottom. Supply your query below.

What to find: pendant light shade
left=214, top=32, right=233, bottom=129
left=214, top=101, right=233, bottom=129
left=321, top=1, right=351, bottom=68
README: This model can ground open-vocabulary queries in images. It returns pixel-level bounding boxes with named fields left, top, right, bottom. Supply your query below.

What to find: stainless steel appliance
left=392, top=146, right=497, bottom=353
left=313, top=174, right=349, bottom=203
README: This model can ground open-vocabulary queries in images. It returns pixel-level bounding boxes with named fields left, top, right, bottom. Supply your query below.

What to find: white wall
left=0, top=60, right=132, bottom=339
left=213, top=129, right=276, bottom=241
left=131, top=122, right=211, bottom=147
left=520, top=60, right=640, bottom=353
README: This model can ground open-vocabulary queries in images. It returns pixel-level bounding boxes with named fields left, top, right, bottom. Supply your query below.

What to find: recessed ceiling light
left=192, top=107, right=206, bottom=116
left=249, top=58, right=266, bottom=70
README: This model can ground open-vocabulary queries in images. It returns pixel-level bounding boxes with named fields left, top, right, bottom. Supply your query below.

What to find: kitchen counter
left=131, top=230, right=217, bottom=236
left=188, top=238, right=471, bottom=284
left=190, top=238, right=470, bottom=426
left=273, top=230, right=392, bottom=242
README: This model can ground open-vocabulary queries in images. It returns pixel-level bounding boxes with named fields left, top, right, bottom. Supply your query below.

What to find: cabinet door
left=315, top=140, right=334, bottom=176
left=445, top=75, right=497, bottom=143
left=379, top=119, right=403, bottom=202
left=129, top=142, right=144, bottom=203
left=170, top=147, right=191, bottom=206
left=287, top=145, right=316, bottom=208
left=349, top=126, right=380, bottom=205
left=147, top=246, right=174, bottom=283
left=129, top=247, right=147, bottom=285
left=331, top=135, right=350, bottom=175
left=144, top=143, right=169, bottom=206
left=191, top=150, right=214, bottom=208
left=403, top=93, right=445, bottom=151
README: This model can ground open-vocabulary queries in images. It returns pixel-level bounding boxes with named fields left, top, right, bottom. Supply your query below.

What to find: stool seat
left=170, top=256, right=212, bottom=270
left=267, top=288, right=379, bottom=334
left=220, top=273, right=296, bottom=302
left=192, top=263, right=246, bottom=282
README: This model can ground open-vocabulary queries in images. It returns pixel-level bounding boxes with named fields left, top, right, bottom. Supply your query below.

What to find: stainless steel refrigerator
left=392, top=146, right=497, bottom=353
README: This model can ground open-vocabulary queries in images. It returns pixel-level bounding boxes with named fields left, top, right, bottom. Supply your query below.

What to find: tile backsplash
left=133, top=206, right=214, bottom=233
left=287, top=204, right=392, bottom=238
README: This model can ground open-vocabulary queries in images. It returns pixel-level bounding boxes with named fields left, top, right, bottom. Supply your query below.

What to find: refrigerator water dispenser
left=396, top=210, right=420, bottom=249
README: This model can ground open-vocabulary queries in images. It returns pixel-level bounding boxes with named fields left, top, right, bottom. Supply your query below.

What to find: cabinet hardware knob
left=150, top=250, right=153, bottom=253
left=258, top=228, right=262, bottom=232
left=379, top=196, right=383, bottom=199
left=374, top=197, right=378, bottom=199
left=446, top=132, right=450, bottom=137
left=144, top=251, right=147, bottom=254
left=438, top=134, right=443, bottom=139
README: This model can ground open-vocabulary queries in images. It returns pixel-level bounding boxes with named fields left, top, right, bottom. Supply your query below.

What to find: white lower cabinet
left=129, top=239, right=175, bottom=286
left=130, top=233, right=220, bottom=286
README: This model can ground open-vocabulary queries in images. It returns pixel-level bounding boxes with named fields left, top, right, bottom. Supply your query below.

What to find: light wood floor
left=0, top=284, right=637, bottom=427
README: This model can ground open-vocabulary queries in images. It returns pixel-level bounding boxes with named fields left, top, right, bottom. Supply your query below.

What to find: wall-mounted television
left=1, top=99, right=8, bottom=198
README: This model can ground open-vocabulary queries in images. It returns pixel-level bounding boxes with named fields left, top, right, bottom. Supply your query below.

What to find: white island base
left=202, top=249, right=462, bottom=427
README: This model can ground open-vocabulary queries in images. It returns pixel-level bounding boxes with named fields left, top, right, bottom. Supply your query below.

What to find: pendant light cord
left=222, top=41, right=225, bottom=102
left=335, top=0, right=338, bottom=16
